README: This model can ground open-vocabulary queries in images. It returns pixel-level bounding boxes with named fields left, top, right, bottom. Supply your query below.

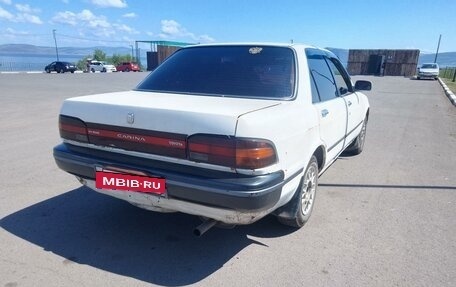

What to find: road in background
left=1, top=74, right=455, bottom=287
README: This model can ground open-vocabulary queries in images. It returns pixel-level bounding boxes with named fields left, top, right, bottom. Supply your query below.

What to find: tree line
left=76, top=49, right=135, bottom=70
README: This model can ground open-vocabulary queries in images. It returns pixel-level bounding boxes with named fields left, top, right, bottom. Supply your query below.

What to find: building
left=347, top=49, right=420, bottom=77
left=134, top=40, right=193, bottom=71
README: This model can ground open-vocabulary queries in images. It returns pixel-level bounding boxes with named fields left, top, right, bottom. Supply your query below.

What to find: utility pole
left=434, top=34, right=441, bottom=63
left=129, top=45, right=134, bottom=61
left=53, top=29, right=59, bottom=61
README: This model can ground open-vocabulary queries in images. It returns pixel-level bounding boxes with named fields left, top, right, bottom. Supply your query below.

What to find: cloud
left=160, top=19, right=182, bottom=36
left=113, top=23, right=138, bottom=34
left=90, top=0, right=127, bottom=8
left=158, top=19, right=215, bottom=43
left=17, top=13, right=43, bottom=24
left=198, top=34, right=215, bottom=43
left=0, top=27, right=41, bottom=43
left=52, top=9, right=110, bottom=28
left=52, top=9, right=138, bottom=38
left=51, top=10, right=78, bottom=25
left=122, top=12, right=136, bottom=18
left=0, top=5, right=43, bottom=24
left=15, top=4, right=40, bottom=14
left=5, top=27, right=30, bottom=35
left=0, top=0, right=12, bottom=5
left=0, top=6, right=14, bottom=21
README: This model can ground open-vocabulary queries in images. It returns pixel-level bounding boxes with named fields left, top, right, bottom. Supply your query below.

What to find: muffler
left=193, top=219, right=217, bottom=237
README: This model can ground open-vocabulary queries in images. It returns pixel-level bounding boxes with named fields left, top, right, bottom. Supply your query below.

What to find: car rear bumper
left=53, top=143, right=292, bottom=223
left=418, top=73, right=438, bottom=79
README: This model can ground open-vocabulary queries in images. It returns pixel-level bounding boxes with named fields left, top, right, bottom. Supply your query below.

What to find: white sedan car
left=417, top=63, right=439, bottom=80
left=54, top=43, right=371, bottom=235
left=89, top=61, right=116, bottom=73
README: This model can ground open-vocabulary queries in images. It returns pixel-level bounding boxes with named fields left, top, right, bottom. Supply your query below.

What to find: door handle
left=347, top=101, right=352, bottom=106
left=321, top=109, right=329, bottom=117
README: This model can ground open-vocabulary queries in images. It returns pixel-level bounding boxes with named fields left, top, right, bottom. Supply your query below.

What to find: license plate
left=95, top=170, right=166, bottom=195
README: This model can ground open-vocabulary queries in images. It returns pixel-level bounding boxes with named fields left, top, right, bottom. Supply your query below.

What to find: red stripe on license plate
left=95, top=171, right=166, bottom=194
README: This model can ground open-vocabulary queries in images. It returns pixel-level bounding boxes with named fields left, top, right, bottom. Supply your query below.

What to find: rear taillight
left=59, top=115, right=89, bottom=143
left=235, top=139, right=277, bottom=169
left=188, top=135, right=277, bottom=170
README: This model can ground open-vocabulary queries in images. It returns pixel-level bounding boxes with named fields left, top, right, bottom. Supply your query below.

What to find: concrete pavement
left=1, top=73, right=455, bottom=287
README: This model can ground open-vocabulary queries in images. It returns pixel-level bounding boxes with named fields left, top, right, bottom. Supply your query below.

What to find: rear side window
left=136, top=46, right=296, bottom=99
left=306, top=52, right=337, bottom=102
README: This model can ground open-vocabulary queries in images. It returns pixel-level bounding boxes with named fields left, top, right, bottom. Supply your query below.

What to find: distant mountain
left=1, top=44, right=455, bottom=67
left=0, top=44, right=131, bottom=56
left=418, top=52, right=456, bottom=67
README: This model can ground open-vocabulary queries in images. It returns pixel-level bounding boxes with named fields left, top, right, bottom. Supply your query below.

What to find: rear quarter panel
left=235, top=101, right=320, bottom=180
left=235, top=47, right=321, bottom=180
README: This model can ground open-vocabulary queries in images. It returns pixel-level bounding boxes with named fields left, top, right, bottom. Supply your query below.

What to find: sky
left=0, top=0, right=455, bottom=53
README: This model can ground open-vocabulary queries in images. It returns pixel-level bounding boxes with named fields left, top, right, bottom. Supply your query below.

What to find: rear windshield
left=136, top=46, right=296, bottom=99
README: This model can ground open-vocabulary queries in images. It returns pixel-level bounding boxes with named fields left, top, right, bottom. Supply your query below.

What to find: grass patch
left=442, top=78, right=456, bottom=94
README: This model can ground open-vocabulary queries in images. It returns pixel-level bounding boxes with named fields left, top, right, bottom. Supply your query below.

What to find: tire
left=59, top=69, right=64, bottom=74
left=277, top=155, right=318, bottom=228
left=102, top=68, right=106, bottom=73
left=71, top=71, right=74, bottom=74
left=91, top=68, right=95, bottom=73
left=347, top=117, right=367, bottom=155
left=45, top=69, right=50, bottom=73
left=125, top=68, right=130, bottom=72
left=417, top=76, right=421, bottom=80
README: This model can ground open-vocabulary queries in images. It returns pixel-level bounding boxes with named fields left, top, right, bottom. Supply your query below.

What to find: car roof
left=192, top=42, right=313, bottom=48
left=183, top=42, right=336, bottom=59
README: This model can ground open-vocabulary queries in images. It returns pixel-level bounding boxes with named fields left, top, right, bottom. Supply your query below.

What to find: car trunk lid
left=60, top=90, right=280, bottom=157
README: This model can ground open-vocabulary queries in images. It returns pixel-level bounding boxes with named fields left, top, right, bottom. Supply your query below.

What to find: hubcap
left=301, top=164, right=317, bottom=216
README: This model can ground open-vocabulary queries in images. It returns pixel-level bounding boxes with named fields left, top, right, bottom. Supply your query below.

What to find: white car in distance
left=417, top=63, right=439, bottom=80
left=89, top=61, right=117, bottom=73
left=54, top=43, right=372, bottom=236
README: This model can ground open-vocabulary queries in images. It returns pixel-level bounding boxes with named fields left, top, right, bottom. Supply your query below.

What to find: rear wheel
left=91, top=68, right=95, bottom=73
left=347, top=117, right=367, bottom=155
left=102, top=68, right=106, bottom=73
left=45, top=68, right=50, bottom=73
left=277, top=156, right=318, bottom=228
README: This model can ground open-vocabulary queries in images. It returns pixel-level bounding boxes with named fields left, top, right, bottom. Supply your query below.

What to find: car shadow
left=0, top=187, right=295, bottom=286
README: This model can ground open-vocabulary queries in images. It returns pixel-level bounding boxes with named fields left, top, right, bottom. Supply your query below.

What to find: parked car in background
left=116, top=62, right=140, bottom=72
left=89, top=61, right=117, bottom=73
left=54, top=43, right=371, bottom=235
left=417, top=63, right=439, bottom=80
left=45, top=61, right=77, bottom=73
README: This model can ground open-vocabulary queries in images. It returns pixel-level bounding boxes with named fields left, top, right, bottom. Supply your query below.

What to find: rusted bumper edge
left=53, top=143, right=297, bottom=223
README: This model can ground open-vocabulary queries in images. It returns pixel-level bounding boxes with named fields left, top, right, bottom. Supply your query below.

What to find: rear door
left=306, top=49, right=348, bottom=162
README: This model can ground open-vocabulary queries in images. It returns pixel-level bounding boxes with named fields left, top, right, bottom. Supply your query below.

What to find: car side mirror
left=354, top=80, right=372, bottom=91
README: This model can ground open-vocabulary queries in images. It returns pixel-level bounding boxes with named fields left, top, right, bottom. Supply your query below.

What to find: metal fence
left=440, top=67, right=456, bottom=82
left=0, top=61, right=45, bottom=72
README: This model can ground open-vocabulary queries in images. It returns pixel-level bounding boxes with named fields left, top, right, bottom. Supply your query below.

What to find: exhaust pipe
left=193, top=219, right=217, bottom=237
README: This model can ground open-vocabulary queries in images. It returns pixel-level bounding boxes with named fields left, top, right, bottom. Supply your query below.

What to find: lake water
left=0, top=53, right=147, bottom=72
